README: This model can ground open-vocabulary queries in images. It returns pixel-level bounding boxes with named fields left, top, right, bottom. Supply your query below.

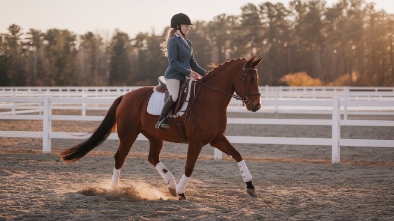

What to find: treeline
left=1, top=0, right=393, bottom=86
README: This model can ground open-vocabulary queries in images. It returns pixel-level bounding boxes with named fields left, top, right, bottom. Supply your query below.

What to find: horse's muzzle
left=251, top=103, right=261, bottom=112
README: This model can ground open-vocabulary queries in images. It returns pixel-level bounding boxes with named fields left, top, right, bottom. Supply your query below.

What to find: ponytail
left=160, top=28, right=177, bottom=57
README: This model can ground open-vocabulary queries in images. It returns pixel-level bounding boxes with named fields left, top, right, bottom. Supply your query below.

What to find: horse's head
left=234, top=56, right=263, bottom=112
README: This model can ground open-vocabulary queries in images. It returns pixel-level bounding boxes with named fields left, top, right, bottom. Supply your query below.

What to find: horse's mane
left=205, top=58, right=246, bottom=77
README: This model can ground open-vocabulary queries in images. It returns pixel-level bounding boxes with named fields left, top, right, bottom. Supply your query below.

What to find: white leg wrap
left=238, top=160, right=252, bottom=182
left=155, top=162, right=177, bottom=190
left=176, top=174, right=190, bottom=195
left=110, top=168, right=120, bottom=188
left=165, top=172, right=177, bottom=190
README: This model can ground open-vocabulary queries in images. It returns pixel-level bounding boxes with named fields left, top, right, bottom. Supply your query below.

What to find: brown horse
left=61, top=56, right=263, bottom=200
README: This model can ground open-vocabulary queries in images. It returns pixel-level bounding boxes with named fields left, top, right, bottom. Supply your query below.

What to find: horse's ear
left=246, top=56, right=257, bottom=67
left=252, top=56, right=264, bottom=67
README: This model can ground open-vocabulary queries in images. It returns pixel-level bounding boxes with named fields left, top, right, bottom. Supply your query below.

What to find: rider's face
left=179, top=24, right=190, bottom=36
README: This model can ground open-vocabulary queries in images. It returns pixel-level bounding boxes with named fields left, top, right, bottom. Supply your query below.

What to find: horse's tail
left=61, top=96, right=123, bottom=162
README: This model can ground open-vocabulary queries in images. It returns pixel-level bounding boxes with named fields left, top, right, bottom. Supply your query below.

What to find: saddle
left=154, top=76, right=197, bottom=115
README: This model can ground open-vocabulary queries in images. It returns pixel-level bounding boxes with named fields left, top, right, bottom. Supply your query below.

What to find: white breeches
left=165, top=78, right=180, bottom=102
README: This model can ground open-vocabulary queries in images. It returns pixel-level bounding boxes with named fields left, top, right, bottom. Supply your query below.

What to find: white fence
left=2, top=86, right=394, bottom=101
left=0, top=86, right=140, bottom=98
left=0, top=93, right=393, bottom=164
left=1, top=86, right=394, bottom=117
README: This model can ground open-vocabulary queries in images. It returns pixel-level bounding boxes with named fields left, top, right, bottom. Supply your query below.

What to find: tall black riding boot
left=155, top=96, right=175, bottom=130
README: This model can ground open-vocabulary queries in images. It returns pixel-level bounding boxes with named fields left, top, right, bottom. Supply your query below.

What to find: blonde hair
left=160, top=28, right=177, bottom=57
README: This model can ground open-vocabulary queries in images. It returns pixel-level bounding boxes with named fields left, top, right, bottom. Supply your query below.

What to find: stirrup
left=155, top=119, right=170, bottom=130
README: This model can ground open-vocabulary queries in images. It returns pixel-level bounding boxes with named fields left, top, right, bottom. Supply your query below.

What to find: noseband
left=197, top=61, right=261, bottom=109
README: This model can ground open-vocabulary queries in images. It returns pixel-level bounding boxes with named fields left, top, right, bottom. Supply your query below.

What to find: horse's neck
left=199, top=61, right=242, bottom=111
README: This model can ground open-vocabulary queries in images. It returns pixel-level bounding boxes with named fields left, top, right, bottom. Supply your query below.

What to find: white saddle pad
left=147, top=80, right=193, bottom=117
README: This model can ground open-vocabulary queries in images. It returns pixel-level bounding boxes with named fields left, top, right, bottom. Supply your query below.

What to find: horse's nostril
left=255, top=104, right=261, bottom=110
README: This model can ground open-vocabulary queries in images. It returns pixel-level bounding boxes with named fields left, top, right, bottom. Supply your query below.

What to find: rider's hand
left=190, top=71, right=202, bottom=80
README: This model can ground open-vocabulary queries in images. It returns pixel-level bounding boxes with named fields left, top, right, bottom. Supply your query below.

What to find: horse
left=61, top=56, right=263, bottom=200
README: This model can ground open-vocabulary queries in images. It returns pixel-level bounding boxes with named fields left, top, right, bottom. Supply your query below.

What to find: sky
left=0, top=0, right=393, bottom=38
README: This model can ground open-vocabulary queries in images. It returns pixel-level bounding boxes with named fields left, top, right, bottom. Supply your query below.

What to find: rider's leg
left=155, top=79, right=179, bottom=129
left=155, top=96, right=175, bottom=129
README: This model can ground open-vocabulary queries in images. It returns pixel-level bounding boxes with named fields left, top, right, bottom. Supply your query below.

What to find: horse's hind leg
left=110, top=140, right=134, bottom=188
left=110, top=124, right=140, bottom=188
left=210, top=135, right=257, bottom=197
left=143, top=132, right=177, bottom=196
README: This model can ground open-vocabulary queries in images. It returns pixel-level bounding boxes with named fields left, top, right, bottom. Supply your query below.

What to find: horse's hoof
left=168, top=188, right=177, bottom=197
left=247, top=188, right=257, bottom=197
left=178, top=193, right=187, bottom=200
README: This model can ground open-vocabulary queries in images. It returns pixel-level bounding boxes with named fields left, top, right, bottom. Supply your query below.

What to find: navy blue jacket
left=164, top=34, right=206, bottom=81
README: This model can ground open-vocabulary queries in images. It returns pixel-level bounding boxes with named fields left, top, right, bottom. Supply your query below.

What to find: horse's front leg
left=210, top=135, right=257, bottom=197
left=146, top=134, right=177, bottom=196
left=177, top=142, right=203, bottom=200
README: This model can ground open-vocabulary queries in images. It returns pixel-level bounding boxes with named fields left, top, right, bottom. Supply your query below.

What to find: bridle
left=196, top=61, right=261, bottom=110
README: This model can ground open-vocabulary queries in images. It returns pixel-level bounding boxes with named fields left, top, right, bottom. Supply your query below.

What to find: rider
left=155, top=13, right=207, bottom=130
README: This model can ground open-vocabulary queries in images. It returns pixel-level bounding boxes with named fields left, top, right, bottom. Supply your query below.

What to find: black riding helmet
left=171, top=13, right=192, bottom=37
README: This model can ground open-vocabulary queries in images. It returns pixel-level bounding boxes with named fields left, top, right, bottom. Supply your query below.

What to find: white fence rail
left=2, top=86, right=394, bottom=100
left=0, top=95, right=393, bottom=164
left=0, top=86, right=140, bottom=98
left=0, top=86, right=394, bottom=119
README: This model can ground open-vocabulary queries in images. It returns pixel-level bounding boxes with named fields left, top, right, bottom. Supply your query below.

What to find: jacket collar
left=175, top=33, right=191, bottom=51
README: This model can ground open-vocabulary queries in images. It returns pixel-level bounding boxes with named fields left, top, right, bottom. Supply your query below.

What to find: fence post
left=42, top=96, right=51, bottom=153
left=344, top=87, right=349, bottom=120
left=332, top=96, right=340, bottom=164
left=275, top=89, right=279, bottom=113
left=265, top=85, right=268, bottom=99
left=214, top=148, right=222, bottom=160
left=82, top=93, right=86, bottom=116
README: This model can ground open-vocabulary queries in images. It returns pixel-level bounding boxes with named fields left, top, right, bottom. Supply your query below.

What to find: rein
left=182, top=60, right=260, bottom=131
left=196, top=61, right=261, bottom=109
